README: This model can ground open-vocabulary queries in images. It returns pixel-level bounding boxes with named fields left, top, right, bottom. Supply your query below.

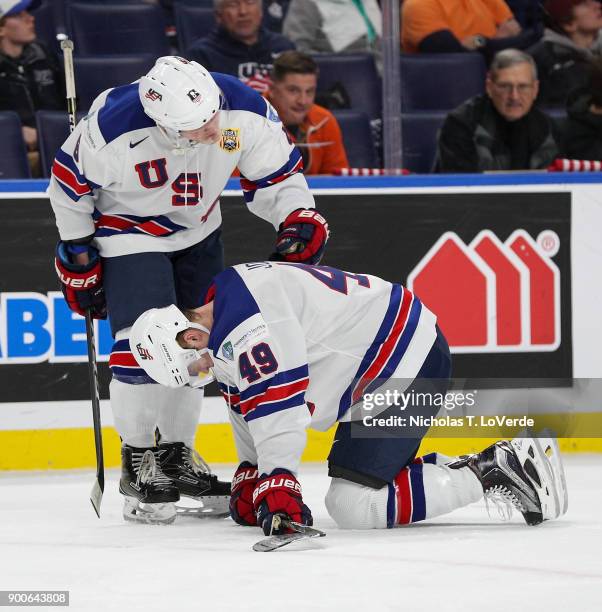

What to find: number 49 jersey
left=208, top=262, right=438, bottom=476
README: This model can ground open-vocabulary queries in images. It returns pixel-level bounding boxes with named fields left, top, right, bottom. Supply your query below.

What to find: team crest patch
left=222, top=341, right=234, bottom=361
left=220, top=128, right=240, bottom=153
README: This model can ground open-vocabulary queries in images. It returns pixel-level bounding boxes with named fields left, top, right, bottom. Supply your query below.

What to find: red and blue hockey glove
left=271, top=208, right=329, bottom=265
left=230, top=462, right=259, bottom=526
left=253, top=469, right=313, bottom=535
left=55, top=241, right=107, bottom=319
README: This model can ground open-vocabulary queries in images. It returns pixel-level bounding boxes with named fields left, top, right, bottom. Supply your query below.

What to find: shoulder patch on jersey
left=97, top=83, right=155, bottom=145
left=209, top=267, right=261, bottom=355
left=266, top=102, right=281, bottom=123
left=222, top=341, right=234, bottom=361
left=219, top=127, right=240, bottom=152
left=212, top=72, right=269, bottom=119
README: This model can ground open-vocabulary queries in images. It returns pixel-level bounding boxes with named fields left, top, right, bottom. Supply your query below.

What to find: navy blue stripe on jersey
left=209, top=267, right=261, bottom=355
left=336, top=285, right=423, bottom=420
left=239, top=364, right=309, bottom=421
left=245, top=392, right=306, bottom=422
left=219, top=382, right=241, bottom=414
left=213, top=72, right=270, bottom=118
left=109, top=339, right=155, bottom=384
left=240, top=148, right=303, bottom=203
left=97, top=83, right=155, bottom=145
left=94, top=213, right=188, bottom=238
left=52, top=148, right=101, bottom=202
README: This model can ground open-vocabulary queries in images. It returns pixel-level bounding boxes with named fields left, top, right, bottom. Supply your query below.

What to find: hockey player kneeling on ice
left=130, top=262, right=568, bottom=533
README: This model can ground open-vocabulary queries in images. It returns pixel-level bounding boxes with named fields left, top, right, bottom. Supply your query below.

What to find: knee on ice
left=325, top=478, right=389, bottom=529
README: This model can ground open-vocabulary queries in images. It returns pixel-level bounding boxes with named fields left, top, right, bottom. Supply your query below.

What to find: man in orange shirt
left=266, top=50, right=349, bottom=174
left=402, top=0, right=522, bottom=53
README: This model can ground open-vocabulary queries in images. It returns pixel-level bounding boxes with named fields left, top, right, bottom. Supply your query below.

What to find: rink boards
left=1, top=174, right=601, bottom=468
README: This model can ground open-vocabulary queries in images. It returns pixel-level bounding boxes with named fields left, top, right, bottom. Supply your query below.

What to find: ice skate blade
left=122, top=498, right=176, bottom=525
left=175, top=495, right=230, bottom=519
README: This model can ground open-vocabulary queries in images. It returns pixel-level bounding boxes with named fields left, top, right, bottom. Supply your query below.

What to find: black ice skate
left=156, top=442, right=231, bottom=518
left=119, top=445, right=180, bottom=525
left=448, top=433, right=568, bottom=526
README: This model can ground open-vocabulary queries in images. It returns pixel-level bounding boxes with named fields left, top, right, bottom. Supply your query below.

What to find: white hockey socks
left=110, top=379, right=161, bottom=447
left=156, top=384, right=204, bottom=448
left=325, top=453, right=483, bottom=529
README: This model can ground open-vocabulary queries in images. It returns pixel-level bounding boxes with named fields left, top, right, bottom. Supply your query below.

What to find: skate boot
left=448, top=433, right=568, bottom=526
left=157, top=442, right=231, bottom=518
left=119, top=445, right=180, bottom=525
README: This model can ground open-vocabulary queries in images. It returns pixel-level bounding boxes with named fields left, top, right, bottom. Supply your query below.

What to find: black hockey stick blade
left=252, top=517, right=326, bottom=552
left=90, top=477, right=104, bottom=519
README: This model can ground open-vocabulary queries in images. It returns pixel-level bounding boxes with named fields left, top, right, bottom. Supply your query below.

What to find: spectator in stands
left=283, top=0, right=381, bottom=59
left=0, top=0, right=63, bottom=171
left=563, top=57, right=602, bottom=159
left=187, top=0, right=294, bottom=93
left=435, top=49, right=561, bottom=172
left=263, top=0, right=290, bottom=33
left=401, top=0, right=531, bottom=55
left=266, top=50, right=349, bottom=174
left=528, top=0, right=602, bottom=107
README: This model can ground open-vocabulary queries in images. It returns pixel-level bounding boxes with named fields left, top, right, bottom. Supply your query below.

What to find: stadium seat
left=32, top=1, right=57, bottom=52
left=73, top=55, right=157, bottom=111
left=400, top=53, right=486, bottom=112
left=401, top=112, right=447, bottom=173
left=36, top=110, right=85, bottom=178
left=176, top=5, right=216, bottom=52
left=332, top=110, right=377, bottom=168
left=314, top=53, right=381, bottom=119
left=67, top=3, right=170, bottom=56
left=0, top=112, right=31, bottom=179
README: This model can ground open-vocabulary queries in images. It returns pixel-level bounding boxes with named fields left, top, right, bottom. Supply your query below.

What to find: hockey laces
left=183, top=446, right=211, bottom=476
left=134, top=450, right=173, bottom=487
left=484, top=484, right=525, bottom=521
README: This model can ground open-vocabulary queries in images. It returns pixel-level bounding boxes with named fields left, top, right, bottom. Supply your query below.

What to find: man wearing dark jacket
left=436, top=49, right=561, bottom=172
left=528, top=0, right=602, bottom=107
left=187, top=0, right=294, bottom=93
left=0, top=0, right=63, bottom=159
left=563, top=58, right=602, bottom=159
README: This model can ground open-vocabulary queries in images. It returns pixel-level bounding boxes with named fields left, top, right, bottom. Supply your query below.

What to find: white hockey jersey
left=208, top=262, right=438, bottom=476
left=48, top=73, right=314, bottom=257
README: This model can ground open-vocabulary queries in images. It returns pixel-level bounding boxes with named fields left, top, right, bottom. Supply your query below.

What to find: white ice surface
left=1, top=457, right=601, bottom=612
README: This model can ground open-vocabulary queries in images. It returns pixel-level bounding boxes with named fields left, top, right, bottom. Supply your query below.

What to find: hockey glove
left=253, top=469, right=313, bottom=535
left=55, top=241, right=107, bottom=319
left=271, top=208, right=329, bottom=265
left=230, top=462, right=259, bottom=526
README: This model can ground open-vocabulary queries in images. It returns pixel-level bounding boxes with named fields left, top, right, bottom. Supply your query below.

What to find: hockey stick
left=252, top=516, right=326, bottom=552
left=60, top=38, right=105, bottom=518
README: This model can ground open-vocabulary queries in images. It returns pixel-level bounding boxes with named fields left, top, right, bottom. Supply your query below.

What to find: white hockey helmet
left=138, top=56, right=221, bottom=132
left=130, top=304, right=214, bottom=389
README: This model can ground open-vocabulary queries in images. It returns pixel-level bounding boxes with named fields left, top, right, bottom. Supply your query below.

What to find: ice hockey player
left=49, top=56, right=329, bottom=525
left=130, top=262, right=568, bottom=534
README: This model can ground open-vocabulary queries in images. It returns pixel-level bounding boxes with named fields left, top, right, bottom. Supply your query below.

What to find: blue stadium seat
left=400, top=53, right=486, bottom=112
left=0, top=112, right=31, bottom=179
left=332, top=110, right=377, bottom=168
left=314, top=53, right=381, bottom=119
left=73, top=55, right=157, bottom=111
left=31, top=1, right=57, bottom=52
left=176, top=5, right=216, bottom=52
left=401, top=112, right=447, bottom=173
left=68, top=3, right=170, bottom=56
left=36, top=110, right=85, bottom=178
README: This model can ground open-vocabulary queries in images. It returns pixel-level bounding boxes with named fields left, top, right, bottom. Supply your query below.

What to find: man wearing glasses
left=435, top=49, right=562, bottom=172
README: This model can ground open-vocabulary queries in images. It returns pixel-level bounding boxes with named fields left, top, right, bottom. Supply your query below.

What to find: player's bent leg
left=325, top=454, right=482, bottom=529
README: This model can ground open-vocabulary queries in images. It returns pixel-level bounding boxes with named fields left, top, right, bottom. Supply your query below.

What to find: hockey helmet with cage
left=130, top=305, right=214, bottom=389
left=138, top=56, right=221, bottom=132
